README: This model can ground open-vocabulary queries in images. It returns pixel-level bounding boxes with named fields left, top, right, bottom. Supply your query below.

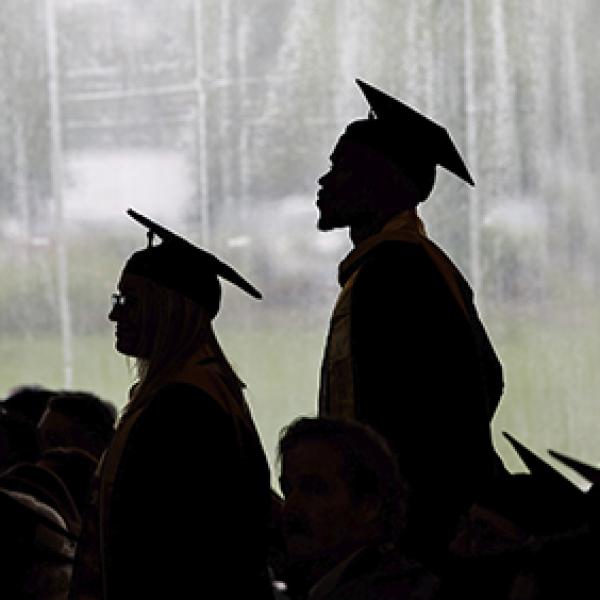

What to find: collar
left=308, top=546, right=366, bottom=600
left=338, top=210, right=427, bottom=286
left=123, top=342, right=220, bottom=418
left=309, top=543, right=397, bottom=600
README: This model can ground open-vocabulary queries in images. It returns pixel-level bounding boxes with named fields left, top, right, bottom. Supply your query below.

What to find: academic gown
left=319, top=211, right=505, bottom=562
left=69, top=354, right=273, bottom=600
left=308, top=543, right=439, bottom=600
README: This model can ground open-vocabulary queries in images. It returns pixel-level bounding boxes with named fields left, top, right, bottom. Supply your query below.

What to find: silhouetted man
left=316, top=79, right=505, bottom=564
left=279, top=417, right=439, bottom=600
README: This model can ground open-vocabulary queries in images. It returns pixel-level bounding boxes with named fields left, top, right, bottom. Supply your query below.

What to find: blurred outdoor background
left=1, top=0, right=599, bottom=479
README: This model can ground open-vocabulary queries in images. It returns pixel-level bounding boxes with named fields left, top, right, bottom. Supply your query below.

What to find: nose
left=108, top=304, right=118, bottom=322
left=318, top=170, right=331, bottom=186
left=281, top=502, right=309, bottom=538
left=281, top=488, right=301, bottom=516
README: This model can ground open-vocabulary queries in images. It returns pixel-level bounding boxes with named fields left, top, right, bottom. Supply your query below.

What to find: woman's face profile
left=108, top=273, right=152, bottom=358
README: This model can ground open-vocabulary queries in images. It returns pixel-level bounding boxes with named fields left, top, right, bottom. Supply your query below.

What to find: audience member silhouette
left=0, top=472, right=76, bottom=599
left=441, top=433, right=595, bottom=599
left=0, top=427, right=81, bottom=598
left=37, top=391, right=117, bottom=460
left=0, top=392, right=101, bottom=599
left=0, top=458, right=82, bottom=537
left=0, top=408, right=40, bottom=471
left=316, top=79, right=506, bottom=565
left=1, top=385, right=55, bottom=430
left=68, top=209, right=274, bottom=600
left=278, top=417, right=439, bottom=600
left=37, top=447, right=99, bottom=526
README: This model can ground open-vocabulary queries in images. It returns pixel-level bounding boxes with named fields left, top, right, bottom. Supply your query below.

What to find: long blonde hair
left=124, top=276, right=244, bottom=413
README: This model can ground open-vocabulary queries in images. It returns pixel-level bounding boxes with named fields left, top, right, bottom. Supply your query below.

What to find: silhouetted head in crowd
left=0, top=409, right=40, bottom=471
left=278, top=417, right=407, bottom=580
left=37, top=391, right=117, bottom=460
left=1, top=385, right=55, bottom=426
left=317, top=79, right=473, bottom=244
left=109, top=209, right=261, bottom=407
left=0, top=458, right=82, bottom=535
left=37, top=447, right=98, bottom=516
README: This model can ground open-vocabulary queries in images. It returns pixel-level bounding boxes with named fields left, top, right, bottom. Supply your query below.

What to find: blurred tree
left=0, top=0, right=50, bottom=236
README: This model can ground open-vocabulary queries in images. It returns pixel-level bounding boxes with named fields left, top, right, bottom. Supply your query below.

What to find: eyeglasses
left=111, top=293, right=138, bottom=310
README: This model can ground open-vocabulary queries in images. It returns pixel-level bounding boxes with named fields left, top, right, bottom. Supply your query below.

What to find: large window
left=1, top=0, right=599, bottom=476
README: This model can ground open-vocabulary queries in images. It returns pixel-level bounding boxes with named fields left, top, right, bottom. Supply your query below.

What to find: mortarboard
left=124, top=208, right=261, bottom=317
left=548, top=449, right=600, bottom=487
left=501, top=432, right=588, bottom=532
left=502, top=432, right=582, bottom=497
left=343, top=79, right=474, bottom=195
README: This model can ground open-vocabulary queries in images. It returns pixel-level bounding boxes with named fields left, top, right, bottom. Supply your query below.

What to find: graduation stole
left=319, top=209, right=469, bottom=419
left=93, top=346, right=253, bottom=599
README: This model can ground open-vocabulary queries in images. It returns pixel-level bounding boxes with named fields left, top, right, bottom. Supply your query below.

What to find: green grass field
left=2, top=310, right=600, bottom=488
left=0, top=325, right=323, bottom=474
left=489, top=307, right=600, bottom=485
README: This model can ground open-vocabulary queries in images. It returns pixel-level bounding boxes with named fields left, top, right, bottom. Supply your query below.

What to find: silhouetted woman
left=69, top=209, right=273, bottom=599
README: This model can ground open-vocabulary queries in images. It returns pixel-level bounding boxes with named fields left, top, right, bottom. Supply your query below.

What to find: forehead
left=282, top=440, right=345, bottom=478
left=330, top=136, right=396, bottom=173
left=117, top=272, right=151, bottom=294
left=331, top=136, right=370, bottom=161
left=39, top=407, right=70, bottom=425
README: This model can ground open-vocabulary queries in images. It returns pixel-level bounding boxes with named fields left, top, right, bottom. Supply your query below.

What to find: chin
left=317, top=215, right=344, bottom=232
left=115, top=339, right=139, bottom=358
left=115, top=342, right=132, bottom=357
left=285, top=537, right=319, bottom=563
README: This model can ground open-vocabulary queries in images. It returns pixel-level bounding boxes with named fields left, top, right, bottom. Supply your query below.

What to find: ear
left=357, top=494, right=382, bottom=525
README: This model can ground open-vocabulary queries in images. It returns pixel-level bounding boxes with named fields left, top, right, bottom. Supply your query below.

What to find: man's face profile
left=316, top=136, right=416, bottom=232
left=280, top=440, right=371, bottom=563
left=316, top=138, right=375, bottom=232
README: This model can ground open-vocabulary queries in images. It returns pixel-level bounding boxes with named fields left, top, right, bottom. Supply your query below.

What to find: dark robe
left=70, top=352, right=273, bottom=599
left=309, top=543, right=439, bottom=600
left=319, top=211, right=505, bottom=563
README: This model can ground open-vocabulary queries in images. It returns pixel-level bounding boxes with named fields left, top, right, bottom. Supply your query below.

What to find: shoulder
left=364, top=239, right=431, bottom=266
left=351, top=241, right=445, bottom=308
left=332, top=545, right=440, bottom=600
left=125, top=382, right=235, bottom=451
left=145, top=382, right=230, bottom=421
left=356, top=240, right=442, bottom=283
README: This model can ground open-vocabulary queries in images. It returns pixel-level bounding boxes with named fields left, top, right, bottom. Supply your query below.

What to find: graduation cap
left=500, top=432, right=591, bottom=533
left=124, top=209, right=261, bottom=317
left=502, top=432, right=583, bottom=497
left=548, top=449, right=600, bottom=487
left=341, top=79, right=474, bottom=199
